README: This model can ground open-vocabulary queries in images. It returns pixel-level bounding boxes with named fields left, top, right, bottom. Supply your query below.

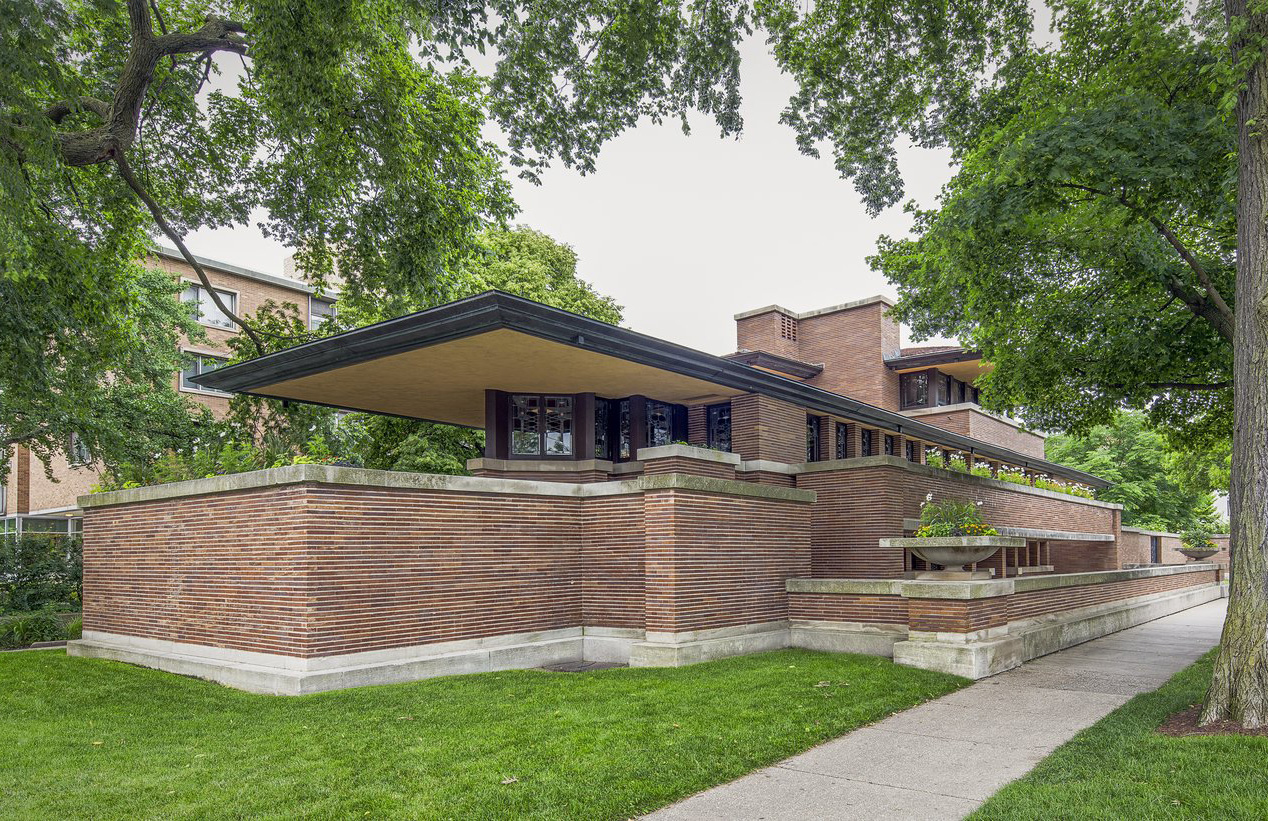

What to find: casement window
left=904, top=440, right=916, bottom=462
left=68, top=433, right=92, bottom=466
left=511, top=394, right=574, bottom=456
left=707, top=403, right=732, bottom=452
left=646, top=400, right=676, bottom=448
left=860, top=428, right=873, bottom=456
left=180, top=352, right=231, bottom=395
left=594, top=399, right=611, bottom=461
left=180, top=283, right=237, bottom=330
left=900, top=372, right=929, bottom=409
left=953, top=379, right=966, bottom=404
left=835, top=422, right=848, bottom=459
left=309, top=296, right=336, bottom=330
left=884, top=434, right=896, bottom=456
left=806, top=416, right=821, bottom=461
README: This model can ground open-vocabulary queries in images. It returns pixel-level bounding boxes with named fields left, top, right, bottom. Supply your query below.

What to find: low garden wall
left=70, top=463, right=813, bottom=693
left=1120, top=527, right=1231, bottom=568
left=787, top=563, right=1222, bottom=678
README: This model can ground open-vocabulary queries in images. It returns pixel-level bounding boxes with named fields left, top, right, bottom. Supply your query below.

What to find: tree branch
left=1056, top=182, right=1236, bottom=343
left=111, top=149, right=266, bottom=354
left=45, top=97, right=110, bottom=123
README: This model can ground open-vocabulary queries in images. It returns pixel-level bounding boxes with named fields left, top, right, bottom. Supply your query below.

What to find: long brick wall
left=81, top=470, right=812, bottom=660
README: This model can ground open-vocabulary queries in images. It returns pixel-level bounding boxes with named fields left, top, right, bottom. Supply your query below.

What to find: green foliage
left=0, top=648, right=965, bottom=818
left=875, top=1, right=1237, bottom=446
left=1181, top=527, right=1218, bottom=552
left=916, top=495, right=998, bottom=537
left=1045, top=412, right=1221, bottom=531
left=0, top=536, right=81, bottom=614
left=354, top=416, right=483, bottom=475
left=0, top=611, right=68, bottom=650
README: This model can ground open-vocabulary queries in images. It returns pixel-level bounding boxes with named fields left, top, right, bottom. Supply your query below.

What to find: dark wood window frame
left=707, top=402, right=732, bottom=452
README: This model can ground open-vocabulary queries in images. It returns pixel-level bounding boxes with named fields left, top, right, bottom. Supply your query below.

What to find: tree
left=871, top=0, right=1266, bottom=726
left=1045, top=412, right=1220, bottom=532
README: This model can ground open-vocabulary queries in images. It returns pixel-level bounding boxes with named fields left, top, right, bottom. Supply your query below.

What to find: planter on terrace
left=1179, top=547, right=1219, bottom=561
left=881, top=535, right=1026, bottom=580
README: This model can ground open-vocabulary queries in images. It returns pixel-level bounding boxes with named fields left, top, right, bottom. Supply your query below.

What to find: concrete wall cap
left=636, top=444, right=742, bottom=465
left=1011, top=562, right=1219, bottom=593
left=78, top=464, right=815, bottom=509
left=898, top=579, right=1016, bottom=599
left=881, top=536, right=1027, bottom=549
left=900, top=518, right=1115, bottom=543
left=787, top=579, right=904, bottom=596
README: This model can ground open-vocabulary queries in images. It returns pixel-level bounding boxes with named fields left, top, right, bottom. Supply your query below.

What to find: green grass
left=973, top=650, right=1268, bottom=820
left=1, top=648, right=965, bottom=820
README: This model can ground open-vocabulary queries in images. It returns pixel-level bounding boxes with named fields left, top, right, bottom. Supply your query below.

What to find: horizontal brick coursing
left=908, top=597, right=1009, bottom=633
left=908, top=408, right=1045, bottom=459
left=641, top=457, right=736, bottom=480
left=797, top=463, right=1119, bottom=579
left=788, top=593, right=908, bottom=624
left=643, top=489, right=811, bottom=633
left=1008, top=570, right=1218, bottom=622
left=83, top=479, right=810, bottom=658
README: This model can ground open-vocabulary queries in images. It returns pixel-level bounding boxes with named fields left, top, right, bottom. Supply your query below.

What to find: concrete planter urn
left=881, top=536, right=1026, bottom=579
left=1179, top=547, right=1218, bottom=561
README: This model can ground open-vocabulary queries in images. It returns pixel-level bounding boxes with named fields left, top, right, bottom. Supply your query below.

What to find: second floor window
left=806, top=416, right=821, bottom=461
left=180, top=352, right=231, bottom=395
left=181, top=283, right=237, bottom=330
left=861, top=428, right=873, bottom=456
left=835, top=422, right=848, bottom=459
left=884, top=434, right=895, bottom=456
left=900, top=372, right=928, bottom=409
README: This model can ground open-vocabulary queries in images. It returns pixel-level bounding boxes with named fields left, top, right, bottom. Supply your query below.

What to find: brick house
left=70, top=292, right=1224, bottom=692
left=0, top=248, right=335, bottom=540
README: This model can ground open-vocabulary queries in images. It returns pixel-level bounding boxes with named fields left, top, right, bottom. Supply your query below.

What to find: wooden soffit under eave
left=249, top=328, right=744, bottom=426
left=891, top=359, right=995, bottom=382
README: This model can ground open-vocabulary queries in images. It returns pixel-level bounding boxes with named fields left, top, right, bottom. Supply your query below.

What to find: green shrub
left=65, top=616, right=83, bottom=640
left=0, top=610, right=67, bottom=649
left=0, top=535, right=82, bottom=613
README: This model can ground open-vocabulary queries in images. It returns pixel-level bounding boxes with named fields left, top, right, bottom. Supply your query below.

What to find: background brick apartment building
left=1, top=249, right=335, bottom=539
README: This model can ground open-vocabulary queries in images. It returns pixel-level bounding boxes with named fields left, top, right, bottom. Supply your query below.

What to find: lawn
left=1, top=648, right=964, bottom=820
left=973, top=650, right=1268, bottom=820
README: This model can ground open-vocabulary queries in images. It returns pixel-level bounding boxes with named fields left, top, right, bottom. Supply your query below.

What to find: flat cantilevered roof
left=193, top=291, right=1108, bottom=487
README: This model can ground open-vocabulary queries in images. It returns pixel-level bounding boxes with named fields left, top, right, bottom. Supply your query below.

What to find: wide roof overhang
left=193, top=291, right=1109, bottom=488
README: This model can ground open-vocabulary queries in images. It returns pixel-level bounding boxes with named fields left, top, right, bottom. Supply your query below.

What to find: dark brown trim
left=723, top=350, right=823, bottom=379
left=885, top=348, right=982, bottom=370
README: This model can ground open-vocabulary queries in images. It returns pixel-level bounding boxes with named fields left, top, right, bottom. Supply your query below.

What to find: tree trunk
left=1201, top=1, right=1268, bottom=728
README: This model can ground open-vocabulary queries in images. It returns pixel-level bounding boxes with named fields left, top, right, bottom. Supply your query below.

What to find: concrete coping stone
left=788, top=563, right=1218, bottom=600
left=636, top=444, right=742, bottom=465
left=900, top=518, right=1116, bottom=543
left=466, top=457, right=629, bottom=473
left=1011, top=562, right=1219, bottom=593
left=78, top=464, right=815, bottom=509
left=737, top=459, right=800, bottom=475
left=797, top=456, right=1122, bottom=509
left=881, top=536, right=1027, bottom=548
left=1121, top=526, right=1231, bottom=539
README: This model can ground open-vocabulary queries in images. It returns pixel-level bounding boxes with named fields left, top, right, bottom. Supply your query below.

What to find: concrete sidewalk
left=648, top=598, right=1227, bottom=821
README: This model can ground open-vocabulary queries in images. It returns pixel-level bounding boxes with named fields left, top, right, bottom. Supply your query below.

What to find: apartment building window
left=309, top=296, right=336, bottom=330
left=68, top=433, right=92, bottom=466
left=180, top=352, right=231, bottom=395
left=707, top=403, right=732, bottom=452
left=835, top=422, right=848, bottom=459
left=180, top=283, right=237, bottom=329
left=900, top=372, right=929, bottom=409
left=806, top=416, right=821, bottom=461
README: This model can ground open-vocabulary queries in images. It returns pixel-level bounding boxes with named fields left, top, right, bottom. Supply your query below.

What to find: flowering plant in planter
left=914, top=495, right=999, bottom=538
left=1179, top=527, right=1219, bottom=559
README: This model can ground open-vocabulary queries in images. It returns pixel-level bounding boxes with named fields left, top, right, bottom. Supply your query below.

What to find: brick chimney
left=734, top=296, right=902, bottom=410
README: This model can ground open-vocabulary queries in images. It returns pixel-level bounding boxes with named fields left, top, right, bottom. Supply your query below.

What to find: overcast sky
left=185, top=34, right=958, bottom=355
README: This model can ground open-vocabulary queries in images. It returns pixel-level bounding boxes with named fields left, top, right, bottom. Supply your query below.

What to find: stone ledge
left=630, top=621, right=791, bottom=667
left=636, top=444, right=741, bottom=465
left=79, top=464, right=815, bottom=509
left=1011, top=563, right=1218, bottom=593
left=788, top=579, right=904, bottom=596
left=900, top=518, right=1116, bottom=543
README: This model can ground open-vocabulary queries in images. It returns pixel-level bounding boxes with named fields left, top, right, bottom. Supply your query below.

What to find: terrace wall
left=73, top=465, right=813, bottom=690
left=1120, top=528, right=1231, bottom=569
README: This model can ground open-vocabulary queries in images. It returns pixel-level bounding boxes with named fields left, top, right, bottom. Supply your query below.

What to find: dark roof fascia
left=193, top=291, right=1107, bottom=487
left=722, top=350, right=824, bottom=378
left=884, top=349, right=982, bottom=370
